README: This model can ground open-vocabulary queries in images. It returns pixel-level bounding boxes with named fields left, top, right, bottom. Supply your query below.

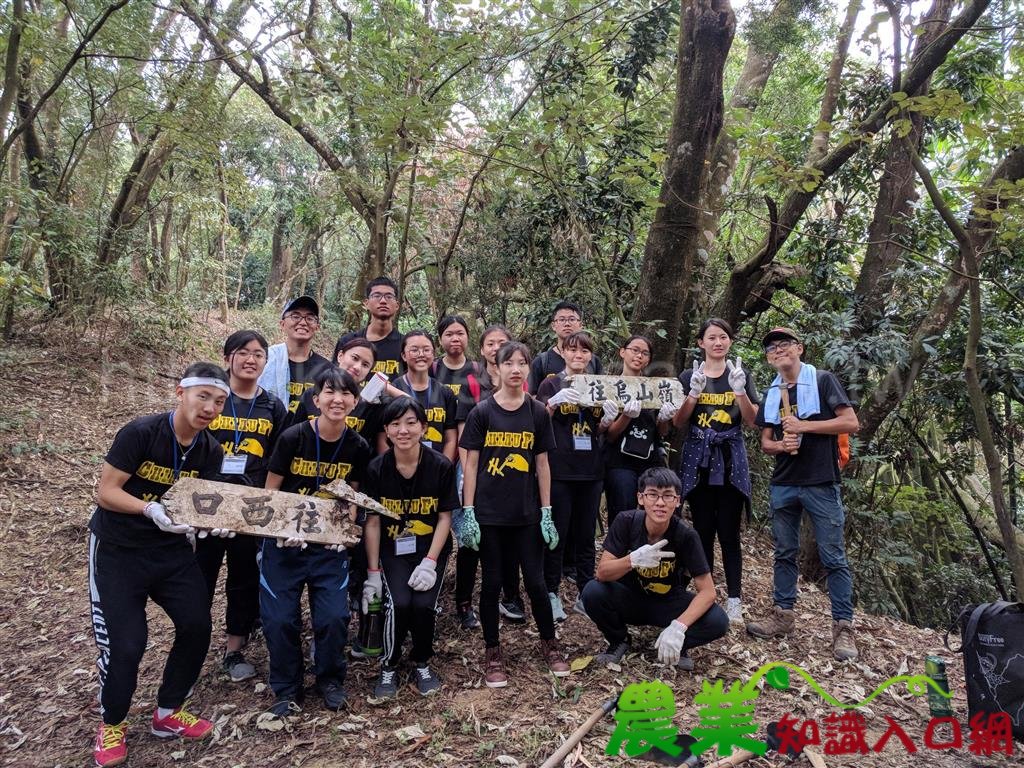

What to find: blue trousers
left=258, top=541, right=350, bottom=699
left=769, top=483, right=854, bottom=621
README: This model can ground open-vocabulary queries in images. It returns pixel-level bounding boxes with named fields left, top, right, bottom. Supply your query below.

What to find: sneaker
left=266, top=696, right=301, bottom=718
left=746, top=606, right=795, bottom=639
left=832, top=620, right=859, bottom=661
left=564, top=572, right=577, bottom=585
left=413, top=664, right=442, bottom=696
left=151, top=707, right=213, bottom=739
left=483, top=645, right=508, bottom=688
left=676, top=650, right=695, bottom=671
left=223, top=650, right=257, bottom=682
left=594, top=639, right=630, bottom=666
left=499, top=600, right=526, bottom=623
left=549, top=592, right=567, bottom=623
left=725, top=598, right=744, bottom=626
left=94, top=722, right=128, bottom=767
left=572, top=597, right=590, bottom=619
left=319, top=682, right=348, bottom=711
left=457, top=603, right=480, bottom=630
left=540, top=637, right=570, bottom=678
left=374, top=666, right=400, bottom=699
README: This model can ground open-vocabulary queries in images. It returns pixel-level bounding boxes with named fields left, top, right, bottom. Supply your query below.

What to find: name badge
left=422, top=439, right=433, bottom=448
left=395, top=535, right=417, bottom=556
left=573, top=435, right=592, bottom=451
left=221, top=455, right=248, bottom=474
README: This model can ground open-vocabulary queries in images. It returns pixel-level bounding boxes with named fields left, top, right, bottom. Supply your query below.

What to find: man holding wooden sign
left=748, top=327, right=861, bottom=662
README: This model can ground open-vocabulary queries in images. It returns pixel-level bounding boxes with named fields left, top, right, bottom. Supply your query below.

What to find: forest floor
left=0, top=313, right=1019, bottom=768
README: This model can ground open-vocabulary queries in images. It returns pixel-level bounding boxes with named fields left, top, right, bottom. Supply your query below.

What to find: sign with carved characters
left=567, top=374, right=685, bottom=409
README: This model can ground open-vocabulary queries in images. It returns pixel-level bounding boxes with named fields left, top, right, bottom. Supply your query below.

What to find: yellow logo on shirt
left=424, top=407, right=446, bottom=423
left=288, top=458, right=352, bottom=480
left=380, top=496, right=439, bottom=517
left=483, top=431, right=535, bottom=449
left=136, top=462, right=199, bottom=486
left=346, top=415, right=365, bottom=432
left=486, top=453, right=529, bottom=476
left=696, top=409, right=733, bottom=429
left=372, top=360, right=400, bottom=375
left=208, top=415, right=275, bottom=435
left=446, top=383, right=462, bottom=396
left=697, top=392, right=736, bottom=406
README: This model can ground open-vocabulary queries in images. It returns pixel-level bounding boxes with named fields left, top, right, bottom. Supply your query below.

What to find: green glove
left=540, top=506, right=558, bottom=550
left=460, top=506, right=481, bottom=551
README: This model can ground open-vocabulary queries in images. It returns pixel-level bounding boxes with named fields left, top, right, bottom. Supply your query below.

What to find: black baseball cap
left=761, top=327, right=802, bottom=348
left=281, top=296, right=319, bottom=319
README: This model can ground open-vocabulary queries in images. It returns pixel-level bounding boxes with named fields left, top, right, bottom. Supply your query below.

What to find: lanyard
left=228, top=393, right=258, bottom=453
left=168, top=411, right=199, bottom=480
left=314, top=418, right=346, bottom=492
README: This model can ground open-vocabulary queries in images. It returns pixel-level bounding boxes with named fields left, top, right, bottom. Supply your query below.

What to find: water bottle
left=358, top=598, right=384, bottom=657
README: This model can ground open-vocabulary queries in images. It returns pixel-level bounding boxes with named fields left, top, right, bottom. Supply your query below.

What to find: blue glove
left=459, top=506, right=480, bottom=550
left=540, top=506, right=558, bottom=550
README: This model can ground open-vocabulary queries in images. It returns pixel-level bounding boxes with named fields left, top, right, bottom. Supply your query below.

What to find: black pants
left=195, top=533, right=260, bottom=638
left=479, top=523, right=555, bottom=647
left=605, top=467, right=643, bottom=528
left=545, top=479, right=602, bottom=592
left=455, top=544, right=524, bottom=608
left=89, top=535, right=212, bottom=725
left=687, top=479, right=745, bottom=599
left=580, top=579, right=729, bottom=649
left=381, top=547, right=450, bottom=667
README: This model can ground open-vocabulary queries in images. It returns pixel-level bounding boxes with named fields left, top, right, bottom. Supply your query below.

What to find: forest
left=1, top=0, right=1023, bottom=629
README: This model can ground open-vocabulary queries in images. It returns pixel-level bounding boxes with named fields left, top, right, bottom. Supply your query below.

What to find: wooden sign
left=162, top=478, right=369, bottom=546
left=322, top=477, right=397, bottom=519
left=567, top=374, right=684, bottom=409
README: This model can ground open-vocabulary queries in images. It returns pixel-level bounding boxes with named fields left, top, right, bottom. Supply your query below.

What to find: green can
left=925, top=656, right=954, bottom=717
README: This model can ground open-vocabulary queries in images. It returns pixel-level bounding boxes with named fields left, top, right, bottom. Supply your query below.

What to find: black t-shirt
left=267, top=419, right=371, bottom=497
left=527, top=347, right=604, bottom=393
left=364, top=447, right=460, bottom=556
left=294, top=389, right=382, bottom=447
left=459, top=396, right=555, bottom=526
left=89, top=412, right=224, bottom=548
left=390, top=375, right=458, bottom=453
left=536, top=375, right=605, bottom=481
left=754, top=368, right=853, bottom=486
left=433, top=359, right=487, bottom=422
left=285, top=352, right=330, bottom=424
left=602, top=510, right=709, bottom=598
left=678, top=366, right=760, bottom=432
left=603, top=407, right=663, bottom=472
left=339, top=327, right=404, bottom=380
left=207, top=389, right=288, bottom=487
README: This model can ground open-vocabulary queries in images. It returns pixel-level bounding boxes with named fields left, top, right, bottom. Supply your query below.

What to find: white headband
left=180, top=376, right=231, bottom=395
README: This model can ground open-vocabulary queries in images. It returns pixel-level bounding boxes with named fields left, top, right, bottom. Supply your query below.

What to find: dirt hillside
left=0, top=314, right=1016, bottom=768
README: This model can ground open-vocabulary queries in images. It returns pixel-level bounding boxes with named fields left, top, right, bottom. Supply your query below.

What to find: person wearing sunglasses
left=579, top=467, right=728, bottom=672
left=337, top=276, right=405, bottom=381
left=258, top=296, right=331, bottom=426
left=526, top=300, right=603, bottom=393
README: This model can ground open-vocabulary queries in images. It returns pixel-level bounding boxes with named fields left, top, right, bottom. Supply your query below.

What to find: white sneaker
left=549, top=592, right=567, bottom=623
left=726, top=598, right=743, bottom=625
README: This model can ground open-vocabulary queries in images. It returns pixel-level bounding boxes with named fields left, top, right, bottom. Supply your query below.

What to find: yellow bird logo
left=425, top=426, right=443, bottom=443
left=487, top=453, right=530, bottom=477
left=710, top=409, right=732, bottom=425
left=642, top=582, right=671, bottom=595
left=236, top=438, right=264, bottom=457
left=402, top=520, right=435, bottom=536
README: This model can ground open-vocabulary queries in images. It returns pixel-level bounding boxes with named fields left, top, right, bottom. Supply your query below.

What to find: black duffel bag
left=946, top=601, right=1024, bottom=740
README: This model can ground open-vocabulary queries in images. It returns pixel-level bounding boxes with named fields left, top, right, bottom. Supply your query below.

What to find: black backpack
left=946, top=601, right=1024, bottom=739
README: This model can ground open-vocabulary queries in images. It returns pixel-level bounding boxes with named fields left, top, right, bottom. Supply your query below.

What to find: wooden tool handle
left=538, top=699, right=616, bottom=768
left=779, top=386, right=799, bottom=455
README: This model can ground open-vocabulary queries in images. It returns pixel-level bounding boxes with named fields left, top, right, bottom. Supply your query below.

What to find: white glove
left=276, top=536, right=308, bottom=550
left=629, top=539, right=675, bottom=569
left=657, top=401, right=679, bottom=424
left=362, top=570, right=383, bottom=613
left=726, top=357, right=746, bottom=396
left=688, top=361, right=706, bottom=398
left=407, top=557, right=437, bottom=591
left=143, top=502, right=194, bottom=535
left=197, top=528, right=235, bottom=539
left=326, top=543, right=347, bottom=552
left=546, top=387, right=581, bottom=408
left=599, top=400, right=619, bottom=429
left=654, top=620, right=687, bottom=665
left=622, top=399, right=642, bottom=418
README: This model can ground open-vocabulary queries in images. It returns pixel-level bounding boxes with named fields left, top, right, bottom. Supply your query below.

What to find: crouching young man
left=580, top=468, right=728, bottom=670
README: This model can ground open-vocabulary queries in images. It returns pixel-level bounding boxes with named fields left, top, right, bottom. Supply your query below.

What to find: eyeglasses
left=765, top=340, right=796, bottom=354
left=369, top=292, right=397, bottom=302
left=232, top=350, right=267, bottom=361
left=641, top=491, right=680, bottom=503
left=553, top=315, right=580, bottom=325
left=624, top=346, right=651, bottom=358
left=284, top=313, right=319, bottom=325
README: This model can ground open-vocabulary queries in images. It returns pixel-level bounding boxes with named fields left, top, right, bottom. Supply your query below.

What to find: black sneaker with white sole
left=413, top=664, right=442, bottom=696
left=457, top=603, right=480, bottom=630
left=267, top=696, right=302, bottom=718
left=223, top=651, right=256, bottom=682
left=374, top=666, right=400, bottom=700
left=499, top=600, right=526, bottom=623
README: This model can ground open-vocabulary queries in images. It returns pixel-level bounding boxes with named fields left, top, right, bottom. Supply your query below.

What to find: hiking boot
left=319, top=682, right=348, bottom=711
left=540, top=637, right=570, bottom=678
left=746, top=606, right=795, bottom=639
left=373, top=666, right=400, bottom=700
left=572, top=597, right=590, bottom=620
left=223, top=650, right=257, bottom=682
left=499, top=599, right=526, bottom=623
left=457, top=602, right=480, bottom=630
left=483, top=645, right=508, bottom=688
left=549, top=592, right=567, bottom=623
left=151, top=706, right=213, bottom=739
left=94, top=722, right=127, bottom=767
left=832, top=620, right=859, bottom=661
left=413, top=664, right=442, bottom=696
left=725, top=598, right=743, bottom=626
left=266, top=696, right=302, bottom=718
left=676, top=650, right=694, bottom=671
left=595, top=639, right=629, bottom=666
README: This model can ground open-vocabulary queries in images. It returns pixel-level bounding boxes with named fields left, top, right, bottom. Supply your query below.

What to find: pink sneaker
left=94, top=721, right=128, bottom=767
left=151, top=706, right=213, bottom=740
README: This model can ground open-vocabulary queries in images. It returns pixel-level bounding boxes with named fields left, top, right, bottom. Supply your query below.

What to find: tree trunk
left=0, top=0, right=25, bottom=147
left=267, top=214, right=293, bottom=305
left=215, top=155, right=229, bottom=323
left=806, top=0, right=861, bottom=165
left=631, top=0, right=736, bottom=367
